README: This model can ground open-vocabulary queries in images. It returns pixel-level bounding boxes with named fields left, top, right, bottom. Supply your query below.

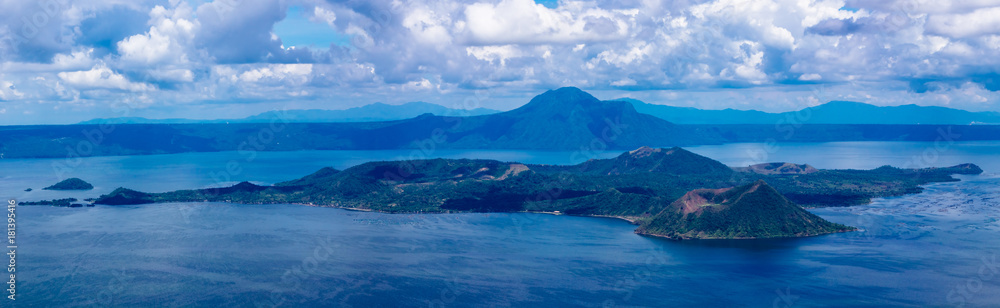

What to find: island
left=21, top=198, right=78, bottom=207
left=91, top=146, right=981, bottom=239
left=43, top=178, right=94, bottom=190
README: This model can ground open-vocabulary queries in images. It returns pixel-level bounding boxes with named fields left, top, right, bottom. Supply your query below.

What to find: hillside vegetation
left=90, top=147, right=980, bottom=239
left=43, top=178, right=94, bottom=190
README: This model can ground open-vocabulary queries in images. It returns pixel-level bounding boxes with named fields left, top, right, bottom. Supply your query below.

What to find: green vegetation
left=93, top=147, right=981, bottom=239
left=761, top=164, right=982, bottom=207
left=97, top=188, right=155, bottom=205
left=21, top=198, right=77, bottom=207
left=569, top=146, right=733, bottom=176
left=43, top=178, right=94, bottom=190
left=635, top=181, right=855, bottom=239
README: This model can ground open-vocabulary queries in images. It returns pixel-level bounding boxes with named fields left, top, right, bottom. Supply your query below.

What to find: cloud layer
left=0, top=0, right=998, bottom=124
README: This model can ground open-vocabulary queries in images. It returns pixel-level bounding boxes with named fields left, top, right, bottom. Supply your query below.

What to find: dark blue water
left=5, top=142, right=1000, bottom=307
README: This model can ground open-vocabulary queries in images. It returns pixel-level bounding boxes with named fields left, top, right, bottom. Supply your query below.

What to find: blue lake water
left=4, top=141, right=1000, bottom=307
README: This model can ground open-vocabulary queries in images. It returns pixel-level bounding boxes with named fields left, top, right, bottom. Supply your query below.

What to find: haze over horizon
left=2, top=0, right=999, bottom=125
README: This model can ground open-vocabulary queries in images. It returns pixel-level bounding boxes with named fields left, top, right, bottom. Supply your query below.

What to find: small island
left=21, top=198, right=78, bottom=207
left=43, top=178, right=94, bottom=190
left=91, top=146, right=982, bottom=240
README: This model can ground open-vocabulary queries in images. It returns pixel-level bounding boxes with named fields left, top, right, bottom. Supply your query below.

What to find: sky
left=1, top=0, right=999, bottom=124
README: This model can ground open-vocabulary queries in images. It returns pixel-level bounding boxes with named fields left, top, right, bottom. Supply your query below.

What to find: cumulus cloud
left=1, top=0, right=1000, bottom=124
left=193, top=0, right=302, bottom=63
left=236, top=63, right=313, bottom=84
left=149, top=68, right=194, bottom=83
left=460, top=0, right=627, bottom=45
left=0, top=79, right=24, bottom=100
left=925, top=7, right=1000, bottom=38
left=466, top=45, right=523, bottom=65
left=117, top=5, right=198, bottom=65
left=312, top=6, right=337, bottom=26
left=57, top=64, right=154, bottom=91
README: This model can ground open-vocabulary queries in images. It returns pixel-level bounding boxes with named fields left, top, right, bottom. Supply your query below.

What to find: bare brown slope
left=636, top=180, right=855, bottom=239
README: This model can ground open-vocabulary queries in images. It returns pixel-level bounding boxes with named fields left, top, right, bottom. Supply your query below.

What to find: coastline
left=78, top=199, right=859, bottom=240
left=634, top=228, right=857, bottom=241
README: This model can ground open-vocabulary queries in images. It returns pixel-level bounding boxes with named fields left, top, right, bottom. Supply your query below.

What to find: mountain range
left=78, top=95, right=1000, bottom=126
left=4, top=87, right=1000, bottom=158
left=624, top=98, right=1000, bottom=125
left=78, top=102, right=500, bottom=124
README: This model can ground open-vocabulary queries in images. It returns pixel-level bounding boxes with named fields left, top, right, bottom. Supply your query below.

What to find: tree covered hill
left=43, top=178, right=94, bottom=190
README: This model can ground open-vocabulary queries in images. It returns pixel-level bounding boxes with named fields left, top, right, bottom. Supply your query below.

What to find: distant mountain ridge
left=5, top=87, right=1000, bottom=159
left=623, top=98, right=1000, bottom=125
left=78, top=101, right=500, bottom=124
left=78, top=92, right=998, bottom=126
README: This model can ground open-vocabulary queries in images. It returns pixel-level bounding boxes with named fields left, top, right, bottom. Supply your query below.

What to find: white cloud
left=0, top=49, right=96, bottom=73
left=799, top=73, right=822, bottom=81
left=4, top=0, right=1000, bottom=123
left=237, top=64, right=313, bottom=84
left=856, top=0, right=1000, bottom=15
left=117, top=4, right=198, bottom=65
left=312, top=6, right=337, bottom=26
left=466, top=45, right=523, bottom=65
left=462, top=0, right=627, bottom=45
left=403, top=7, right=453, bottom=46
left=149, top=68, right=195, bottom=82
left=0, top=80, right=24, bottom=100
left=722, top=42, right=768, bottom=84
left=57, top=64, right=154, bottom=91
left=52, top=49, right=96, bottom=70
left=399, top=78, right=435, bottom=91
left=926, top=7, right=1000, bottom=38
left=592, top=42, right=653, bottom=67
left=611, top=78, right=637, bottom=86
left=118, top=28, right=175, bottom=64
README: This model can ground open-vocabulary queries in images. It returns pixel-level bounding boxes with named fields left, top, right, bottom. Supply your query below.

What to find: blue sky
left=273, top=6, right=352, bottom=48
left=1, top=0, right=999, bottom=124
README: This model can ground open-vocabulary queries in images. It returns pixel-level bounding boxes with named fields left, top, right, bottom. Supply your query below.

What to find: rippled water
left=6, top=142, right=1000, bottom=307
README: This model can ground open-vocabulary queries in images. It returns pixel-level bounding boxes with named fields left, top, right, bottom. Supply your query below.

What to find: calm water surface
left=4, top=141, right=1000, bottom=307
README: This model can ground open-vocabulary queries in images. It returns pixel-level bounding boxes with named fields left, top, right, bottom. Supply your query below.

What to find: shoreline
left=635, top=228, right=858, bottom=241
left=64, top=199, right=857, bottom=240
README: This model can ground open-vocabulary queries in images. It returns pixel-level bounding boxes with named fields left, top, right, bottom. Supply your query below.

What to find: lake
left=5, top=141, right=1000, bottom=307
